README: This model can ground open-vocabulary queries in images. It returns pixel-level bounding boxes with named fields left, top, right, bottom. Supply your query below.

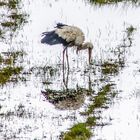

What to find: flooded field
left=0, top=0, right=140, bottom=139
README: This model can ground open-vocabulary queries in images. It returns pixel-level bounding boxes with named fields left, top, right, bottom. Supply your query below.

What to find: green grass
left=8, top=0, right=21, bottom=9
left=1, top=14, right=27, bottom=30
left=0, top=55, right=13, bottom=65
left=125, top=25, right=136, bottom=39
left=0, top=51, right=25, bottom=65
left=0, top=66, right=23, bottom=85
left=89, top=0, right=140, bottom=5
left=0, top=0, right=21, bottom=8
left=0, top=0, right=28, bottom=39
left=10, top=51, right=25, bottom=60
left=126, top=25, right=136, bottom=34
left=101, top=61, right=120, bottom=75
left=8, top=12, right=26, bottom=20
left=0, top=2, right=6, bottom=6
left=63, top=123, right=92, bottom=140
left=43, top=87, right=90, bottom=105
left=86, top=116, right=96, bottom=127
left=82, top=84, right=112, bottom=115
left=1, top=22, right=16, bottom=27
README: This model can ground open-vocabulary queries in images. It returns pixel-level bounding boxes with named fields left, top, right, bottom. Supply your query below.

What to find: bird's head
left=76, top=42, right=93, bottom=64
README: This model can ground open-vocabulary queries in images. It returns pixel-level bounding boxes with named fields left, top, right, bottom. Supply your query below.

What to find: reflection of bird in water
left=41, top=23, right=93, bottom=69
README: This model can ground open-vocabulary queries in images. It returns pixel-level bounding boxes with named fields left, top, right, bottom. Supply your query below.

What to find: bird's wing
left=41, top=30, right=68, bottom=45
left=55, top=26, right=85, bottom=46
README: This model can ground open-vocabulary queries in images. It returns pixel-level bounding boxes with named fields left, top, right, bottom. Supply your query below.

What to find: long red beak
left=88, top=48, right=92, bottom=64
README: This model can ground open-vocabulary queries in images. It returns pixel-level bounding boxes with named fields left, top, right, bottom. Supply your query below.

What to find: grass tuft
left=86, top=116, right=96, bottom=127
left=0, top=66, right=23, bottom=85
left=101, top=61, right=120, bottom=75
left=89, top=0, right=140, bottom=5
left=83, top=84, right=112, bottom=115
left=63, top=123, right=92, bottom=140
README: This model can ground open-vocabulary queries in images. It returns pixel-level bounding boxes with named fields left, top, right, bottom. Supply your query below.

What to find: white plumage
left=55, top=25, right=85, bottom=46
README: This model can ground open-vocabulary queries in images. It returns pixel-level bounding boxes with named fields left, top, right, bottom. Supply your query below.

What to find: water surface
left=0, top=0, right=140, bottom=139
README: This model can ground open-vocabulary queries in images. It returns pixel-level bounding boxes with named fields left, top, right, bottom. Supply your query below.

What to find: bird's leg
left=65, top=51, right=70, bottom=90
left=76, top=47, right=79, bottom=54
left=63, top=47, right=67, bottom=88
left=63, top=48, right=66, bottom=88
left=62, top=46, right=70, bottom=89
left=63, top=68, right=69, bottom=90
left=66, top=47, right=69, bottom=71
left=63, top=67, right=66, bottom=88
left=63, top=47, right=67, bottom=72
left=66, top=64, right=69, bottom=89
left=88, top=48, right=93, bottom=64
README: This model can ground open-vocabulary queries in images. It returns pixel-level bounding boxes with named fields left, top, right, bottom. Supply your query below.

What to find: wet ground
left=0, top=0, right=140, bottom=139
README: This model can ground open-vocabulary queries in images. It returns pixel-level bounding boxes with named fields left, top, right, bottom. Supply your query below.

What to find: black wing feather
left=41, top=30, right=68, bottom=46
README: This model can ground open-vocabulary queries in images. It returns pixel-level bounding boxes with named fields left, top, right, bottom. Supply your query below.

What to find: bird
left=41, top=23, right=93, bottom=69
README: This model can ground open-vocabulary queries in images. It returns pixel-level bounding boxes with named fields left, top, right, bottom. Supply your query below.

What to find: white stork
left=41, top=23, right=93, bottom=69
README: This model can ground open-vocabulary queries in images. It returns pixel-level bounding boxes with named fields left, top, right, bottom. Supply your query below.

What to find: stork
left=41, top=23, right=93, bottom=69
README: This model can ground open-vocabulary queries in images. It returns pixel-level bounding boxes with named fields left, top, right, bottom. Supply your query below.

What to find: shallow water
left=0, top=0, right=140, bottom=139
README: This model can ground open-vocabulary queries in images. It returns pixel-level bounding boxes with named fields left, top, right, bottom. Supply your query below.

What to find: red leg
left=66, top=48, right=69, bottom=71
left=63, top=47, right=69, bottom=89
left=63, top=47, right=67, bottom=87
left=63, top=49, right=65, bottom=72
left=63, top=47, right=67, bottom=71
